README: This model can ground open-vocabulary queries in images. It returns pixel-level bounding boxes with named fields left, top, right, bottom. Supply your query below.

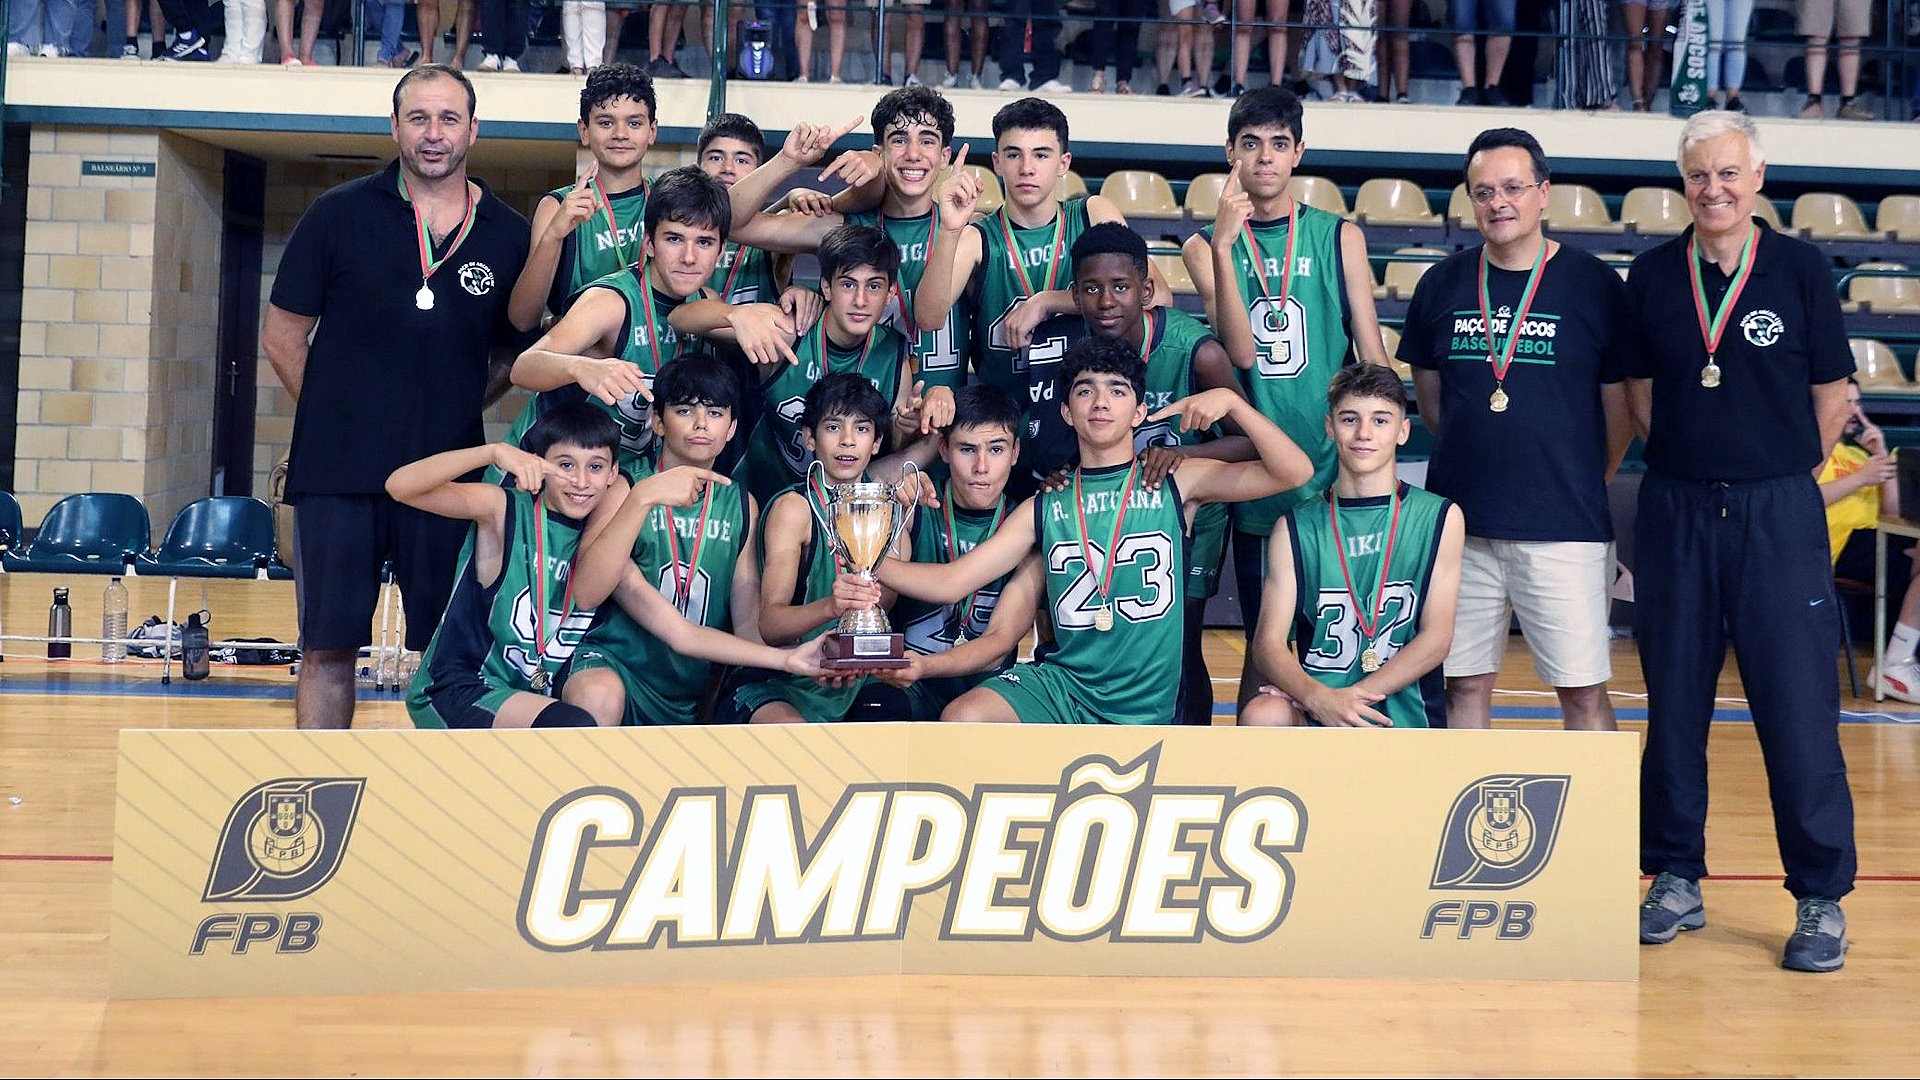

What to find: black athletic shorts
left=291, top=493, right=467, bottom=653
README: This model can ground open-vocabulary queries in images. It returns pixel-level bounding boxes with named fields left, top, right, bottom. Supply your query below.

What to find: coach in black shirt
left=263, top=65, right=532, bottom=731
left=1400, top=127, right=1630, bottom=736
left=1624, top=111, right=1855, bottom=973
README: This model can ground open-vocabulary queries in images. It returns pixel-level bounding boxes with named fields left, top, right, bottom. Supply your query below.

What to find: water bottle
left=181, top=612, right=211, bottom=681
left=102, top=577, right=129, bottom=663
left=47, top=588, right=72, bottom=659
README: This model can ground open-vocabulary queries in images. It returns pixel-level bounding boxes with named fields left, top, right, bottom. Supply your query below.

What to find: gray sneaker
left=1639, top=872, right=1705, bottom=944
left=1781, top=897, right=1847, bottom=972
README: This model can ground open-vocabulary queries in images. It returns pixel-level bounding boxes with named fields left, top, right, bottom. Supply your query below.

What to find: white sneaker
left=502, top=56, right=520, bottom=72
left=1874, top=660, right=1920, bottom=704
left=478, top=52, right=500, bottom=71
left=6, top=42, right=29, bottom=58
left=940, top=72, right=970, bottom=89
left=1035, top=78, right=1070, bottom=93
left=38, top=43, right=60, bottom=57
left=998, top=77, right=1023, bottom=91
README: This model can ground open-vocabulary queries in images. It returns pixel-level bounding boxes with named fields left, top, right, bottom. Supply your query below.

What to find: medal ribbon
left=811, top=317, right=877, bottom=377
left=1240, top=198, right=1297, bottom=308
left=657, top=481, right=714, bottom=611
left=638, top=264, right=669, bottom=369
left=398, top=171, right=477, bottom=287
left=1327, top=485, right=1403, bottom=652
left=529, top=499, right=579, bottom=688
left=1073, top=459, right=1141, bottom=615
left=943, top=482, right=1008, bottom=638
left=879, top=209, right=928, bottom=337
left=1477, top=239, right=1548, bottom=387
left=586, top=165, right=645, bottom=270
left=1689, top=223, right=1759, bottom=363
left=997, top=208, right=1065, bottom=298
left=717, top=242, right=749, bottom=301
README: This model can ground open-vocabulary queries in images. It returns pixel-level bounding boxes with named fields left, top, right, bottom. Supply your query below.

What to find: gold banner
left=110, top=726, right=1637, bottom=998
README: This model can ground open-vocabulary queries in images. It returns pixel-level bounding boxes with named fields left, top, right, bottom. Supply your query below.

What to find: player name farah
left=516, top=747, right=1304, bottom=951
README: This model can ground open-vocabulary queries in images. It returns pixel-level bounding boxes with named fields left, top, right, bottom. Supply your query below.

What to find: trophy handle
left=882, top=460, right=921, bottom=568
left=804, top=460, right=848, bottom=569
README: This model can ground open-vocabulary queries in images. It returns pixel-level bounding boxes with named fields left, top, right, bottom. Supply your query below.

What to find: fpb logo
left=202, top=777, right=365, bottom=902
left=1429, top=774, right=1570, bottom=891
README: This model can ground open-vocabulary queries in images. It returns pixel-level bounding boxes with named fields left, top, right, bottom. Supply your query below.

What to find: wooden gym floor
left=2, top=575, right=1917, bottom=1076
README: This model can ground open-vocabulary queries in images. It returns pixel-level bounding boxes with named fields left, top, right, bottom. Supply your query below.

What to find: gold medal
left=1489, top=386, right=1510, bottom=413
left=415, top=284, right=434, bottom=311
left=1360, top=646, right=1382, bottom=673
left=1701, top=361, right=1722, bottom=388
left=1093, top=604, right=1115, bottom=632
left=530, top=668, right=551, bottom=693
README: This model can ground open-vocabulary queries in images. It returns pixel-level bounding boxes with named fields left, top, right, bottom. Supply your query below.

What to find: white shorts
left=1443, top=537, right=1614, bottom=687
left=1167, top=0, right=1199, bottom=14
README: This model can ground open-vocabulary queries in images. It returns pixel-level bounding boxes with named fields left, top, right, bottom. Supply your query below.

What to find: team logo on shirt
left=1741, top=309, right=1784, bottom=348
left=1429, top=774, right=1570, bottom=890
left=459, top=261, right=496, bottom=297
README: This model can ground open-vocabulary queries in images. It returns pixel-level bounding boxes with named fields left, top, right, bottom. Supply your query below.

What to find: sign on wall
left=110, top=726, right=1637, bottom=998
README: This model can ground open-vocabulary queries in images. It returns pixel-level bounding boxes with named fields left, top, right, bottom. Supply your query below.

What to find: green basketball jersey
left=570, top=456, right=750, bottom=725
left=895, top=495, right=1017, bottom=715
left=734, top=321, right=908, bottom=510
left=1201, top=203, right=1351, bottom=536
left=1131, top=307, right=1229, bottom=601
left=848, top=207, right=972, bottom=390
left=731, top=482, right=867, bottom=722
left=1283, top=483, right=1450, bottom=728
left=708, top=241, right=779, bottom=304
left=972, top=197, right=1093, bottom=395
left=545, top=180, right=647, bottom=316
left=408, top=489, right=596, bottom=727
left=1026, top=462, right=1187, bottom=724
left=501, top=265, right=689, bottom=473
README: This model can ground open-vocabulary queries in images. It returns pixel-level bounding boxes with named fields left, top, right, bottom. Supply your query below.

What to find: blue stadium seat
left=0, top=491, right=23, bottom=569
left=8, top=493, right=151, bottom=575
left=139, top=497, right=281, bottom=579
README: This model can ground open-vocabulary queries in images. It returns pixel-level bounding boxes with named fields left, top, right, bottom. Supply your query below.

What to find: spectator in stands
left=603, top=1, right=634, bottom=64
left=644, top=0, right=689, bottom=76
left=998, top=0, right=1068, bottom=89
left=1798, top=0, right=1873, bottom=119
left=261, top=67, right=532, bottom=731
left=1299, top=0, right=1374, bottom=101
left=1557, top=0, right=1618, bottom=108
left=275, top=0, right=323, bottom=65
left=1820, top=380, right=1920, bottom=701
left=1089, top=0, right=1152, bottom=92
left=563, top=0, right=606, bottom=72
left=794, top=0, right=847, bottom=81
left=1706, top=0, right=1752, bottom=110
left=417, top=0, right=474, bottom=66
left=1451, top=0, right=1516, bottom=104
left=1229, top=0, right=1287, bottom=98
left=1379, top=0, right=1414, bottom=102
left=478, top=0, right=528, bottom=69
left=60, top=0, right=94, bottom=55
left=1619, top=0, right=1672, bottom=110
left=1624, top=109, right=1855, bottom=974
left=889, top=0, right=929, bottom=83
left=119, top=0, right=167, bottom=59
left=8, top=0, right=55, bottom=57
left=366, top=0, right=415, bottom=66
left=154, top=0, right=212, bottom=58
left=943, top=0, right=988, bottom=87
left=1155, top=0, right=1217, bottom=95
left=219, top=0, right=267, bottom=62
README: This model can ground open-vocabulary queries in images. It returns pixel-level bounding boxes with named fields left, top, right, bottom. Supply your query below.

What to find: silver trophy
left=806, top=459, right=919, bottom=669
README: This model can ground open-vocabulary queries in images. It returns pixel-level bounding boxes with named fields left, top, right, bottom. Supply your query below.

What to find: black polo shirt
left=1400, top=244, right=1627, bottom=542
left=1623, top=220, right=1852, bottom=482
left=271, top=159, right=532, bottom=497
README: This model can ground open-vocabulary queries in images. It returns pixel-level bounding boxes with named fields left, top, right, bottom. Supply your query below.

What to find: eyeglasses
left=1469, top=181, right=1544, bottom=206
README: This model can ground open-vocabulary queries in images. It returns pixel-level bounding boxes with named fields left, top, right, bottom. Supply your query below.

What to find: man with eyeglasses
left=1622, top=110, right=1856, bottom=974
left=1398, top=127, right=1631, bottom=735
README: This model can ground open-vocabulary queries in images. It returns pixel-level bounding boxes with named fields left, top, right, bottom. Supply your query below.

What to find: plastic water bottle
left=47, top=588, right=72, bottom=659
left=102, top=577, right=129, bottom=663
left=181, top=612, right=211, bottom=681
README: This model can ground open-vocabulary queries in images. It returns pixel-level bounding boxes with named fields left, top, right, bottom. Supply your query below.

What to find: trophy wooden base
left=821, top=631, right=911, bottom=670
